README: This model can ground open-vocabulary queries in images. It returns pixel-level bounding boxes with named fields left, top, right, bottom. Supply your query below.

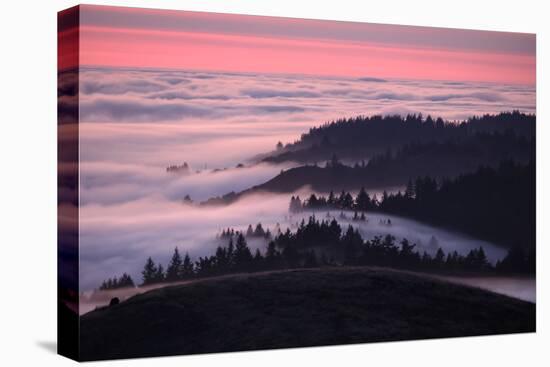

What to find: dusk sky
left=60, top=4, right=536, bottom=84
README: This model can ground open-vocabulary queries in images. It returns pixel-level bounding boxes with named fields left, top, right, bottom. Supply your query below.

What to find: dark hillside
left=204, top=133, right=534, bottom=204
left=80, top=267, right=535, bottom=361
left=262, top=112, right=535, bottom=164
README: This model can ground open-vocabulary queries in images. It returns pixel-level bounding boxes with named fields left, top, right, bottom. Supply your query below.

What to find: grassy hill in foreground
left=80, top=267, right=535, bottom=361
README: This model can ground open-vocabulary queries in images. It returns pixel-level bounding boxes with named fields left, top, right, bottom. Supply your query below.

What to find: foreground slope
left=80, top=267, right=535, bottom=361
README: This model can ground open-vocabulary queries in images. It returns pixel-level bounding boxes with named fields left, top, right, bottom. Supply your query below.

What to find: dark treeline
left=98, top=213, right=528, bottom=291
left=264, top=111, right=535, bottom=164
left=252, top=130, right=533, bottom=194
left=264, top=217, right=492, bottom=273
left=291, top=160, right=535, bottom=274
left=166, top=162, right=190, bottom=174
left=219, top=223, right=273, bottom=240
left=203, top=115, right=534, bottom=206
left=99, top=273, right=135, bottom=291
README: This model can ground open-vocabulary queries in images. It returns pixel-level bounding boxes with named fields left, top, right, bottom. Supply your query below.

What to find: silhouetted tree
left=99, top=273, right=135, bottom=290
left=253, top=223, right=266, bottom=237
left=355, top=187, right=371, bottom=211
left=181, top=252, right=194, bottom=278
left=246, top=225, right=254, bottom=238
left=166, top=247, right=183, bottom=282
left=154, top=264, right=165, bottom=283
left=141, top=257, right=158, bottom=285
left=234, top=233, right=253, bottom=271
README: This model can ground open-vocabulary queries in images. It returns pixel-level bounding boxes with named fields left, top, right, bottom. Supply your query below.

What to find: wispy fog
left=80, top=161, right=296, bottom=205
left=80, top=192, right=508, bottom=291
left=77, top=68, right=535, bottom=293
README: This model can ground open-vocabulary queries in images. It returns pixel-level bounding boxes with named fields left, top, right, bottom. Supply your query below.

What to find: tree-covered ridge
left=99, top=273, right=135, bottom=291
left=201, top=130, right=534, bottom=207
left=292, top=160, right=534, bottom=247
left=263, top=111, right=535, bottom=164
left=219, top=223, right=273, bottom=240
left=246, top=130, right=534, bottom=196
left=98, top=209, right=531, bottom=291
left=289, top=160, right=535, bottom=274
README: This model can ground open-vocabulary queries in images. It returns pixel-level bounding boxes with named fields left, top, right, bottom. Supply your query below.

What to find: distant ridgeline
left=246, top=134, right=533, bottom=194
left=98, top=212, right=533, bottom=291
left=262, top=111, right=535, bottom=164
left=290, top=160, right=535, bottom=257
left=202, top=112, right=535, bottom=205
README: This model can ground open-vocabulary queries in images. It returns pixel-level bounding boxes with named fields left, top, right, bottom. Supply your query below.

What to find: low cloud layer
left=77, top=67, right=534, bottom=292
left=79, top=192, right=507, bottom=291
left=80, top=68, right=535, bottom=125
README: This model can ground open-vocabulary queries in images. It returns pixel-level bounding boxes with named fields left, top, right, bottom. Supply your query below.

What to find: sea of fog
left=76, top=68, right=535, bottom=302
left=79, top=192, right=509, bottom=290
left=79, top=194, right=535, bottom=314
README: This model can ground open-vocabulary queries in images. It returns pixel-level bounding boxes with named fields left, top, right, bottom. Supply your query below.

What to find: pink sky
left=60, top=4, right=536, bottom=85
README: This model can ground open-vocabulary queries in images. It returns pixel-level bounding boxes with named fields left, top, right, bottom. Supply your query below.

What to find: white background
left=0, top=0, right=548, bottom=365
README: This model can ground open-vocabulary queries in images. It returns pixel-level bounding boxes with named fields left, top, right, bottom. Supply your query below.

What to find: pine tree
left=355, top=187, right=371, bottom=211
left=246, top=224, right=254, bottom=237
left=307, top=194, right=319, bottom=208
left=181, top=252, right=195, bottom=278
left=266, top=241, right=278, bottom=259
left=226, top=238, right=235, bottom=268
left=154, top=264, right=165, bottom=283
left=434, top=248, right=446, bottom=267
left=166, top=247, right=183, bottom=282
left=118, top=273, right=135, bottom=288
left=253, top=248, right=263, bottom=270
left=141, top=257, right=157, bottom=285
left=327, top=190, right=335, bottom=206
left=253, top=223, right=265, bottom=237
left=234, top=233, right=253, bottom=270
left=343, top=192, right=354, bottom=209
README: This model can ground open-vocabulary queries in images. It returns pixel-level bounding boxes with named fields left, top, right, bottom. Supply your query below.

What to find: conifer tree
left=355, top=187, right=371, bottom=211
left=141, top=257, right=157, bottom=285
left=327, top=190, right=335, bottom=206
left=234, top=233, right=253, bottom=270
left=154, top=264, right=165, bottom=283
left=166, top=247, right=183, bottom=282
left=246, top=224, right=254, bottom=237
left=253, top=223, right=265, bottom=237
left=181, top=252, right=195, bottom=278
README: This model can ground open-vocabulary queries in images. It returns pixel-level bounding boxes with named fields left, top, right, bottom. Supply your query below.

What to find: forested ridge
left=263, top=111, right=535, bottom=164
left=99, top=200, right=533, bottom=292
left=203, top=113, right=534, bottom=205
left=245, top=132, right=534, bottom=195
left=101, top=112, right=535, bottom=293
left=292, top=160, right=535, bottom=254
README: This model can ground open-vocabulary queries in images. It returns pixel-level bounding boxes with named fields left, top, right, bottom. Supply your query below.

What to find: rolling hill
left=80, top=267, right=535, bottom=361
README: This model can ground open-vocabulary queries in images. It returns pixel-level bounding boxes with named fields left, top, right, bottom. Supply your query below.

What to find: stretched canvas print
left=58, top=4, right=536, bottom=361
